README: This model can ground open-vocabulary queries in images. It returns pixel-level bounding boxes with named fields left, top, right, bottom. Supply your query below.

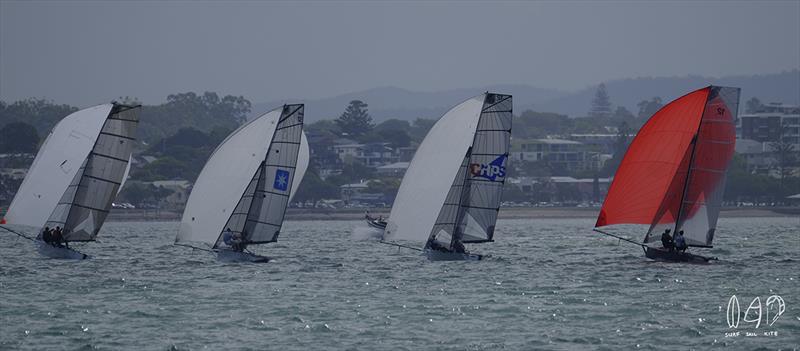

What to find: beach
left=105, top=206, right=800, bottom=222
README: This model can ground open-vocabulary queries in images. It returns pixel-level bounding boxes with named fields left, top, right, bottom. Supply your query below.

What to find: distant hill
left=251, top=85, right=568, bottom=122
left=251, top=70, right=800, bottom=121
left=538, top=70, right=800, bottom=117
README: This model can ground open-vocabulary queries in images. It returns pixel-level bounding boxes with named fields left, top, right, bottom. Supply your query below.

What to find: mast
left=449, top=148, right=473, bottom=248
left=671, top=88, right=711, bottom=235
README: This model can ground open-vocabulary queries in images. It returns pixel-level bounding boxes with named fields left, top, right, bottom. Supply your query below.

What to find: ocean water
left=1, top=217, right=798, bottom=350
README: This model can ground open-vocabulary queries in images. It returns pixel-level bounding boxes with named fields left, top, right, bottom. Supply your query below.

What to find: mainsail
left=176, top=104, right=309, bottom=248
left=384, top=93, right=512, bottom=247
left=4, top=103, right=139, bottom=242
left=213, top=105, right=304, bottom=248
left=595, top=86, right=740, bottom=248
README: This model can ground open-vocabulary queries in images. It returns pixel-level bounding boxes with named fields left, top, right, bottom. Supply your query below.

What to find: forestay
left=383, top=95, right=485, bottom=244
left=428, top=93, right=512, bottom=249
left=213, top=104, right=305, bottom=248
left=3, top=104, right=113, bottom=229
left=44, top=104, right=140, bottom=241
left=176, top=105, right=309, bottom=248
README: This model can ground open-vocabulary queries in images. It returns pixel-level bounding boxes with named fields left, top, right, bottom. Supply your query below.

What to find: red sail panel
left=675, top=87, right=739, bottom=246
left=595, top=87, right=710, bottom=228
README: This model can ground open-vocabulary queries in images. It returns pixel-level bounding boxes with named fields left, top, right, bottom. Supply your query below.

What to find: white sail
left=383, top=95, right=485, bottom=243
left=213, top=104, right=305, bottom=248
left=426, top=93, right=512, bottom=249
left=3, top=104, right=113, bottom=229
left=44, top=105, right=140, bottom=241
left=176, top=106, right=309, bottom=247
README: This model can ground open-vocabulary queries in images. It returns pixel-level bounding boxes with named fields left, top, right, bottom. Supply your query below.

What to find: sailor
left=660, top=229, right=673, bottom=251
left=41, top=226, right=53, bottom=244
left=51, top=226, right=64, bottom=247
left=674, top=230, right=687, bottom=253
left=232, top=230, right=246, bottom=252
left=452, top=240, right=466, bottom=254
left=426, top=237, right=446, bottom=252
left=222, top=228, right=234, bottom=247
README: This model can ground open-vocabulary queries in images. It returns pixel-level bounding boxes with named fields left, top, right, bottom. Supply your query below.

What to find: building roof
left=340, top=181, right=370, bottom=189
left=377, top=162, right=410, bottom=170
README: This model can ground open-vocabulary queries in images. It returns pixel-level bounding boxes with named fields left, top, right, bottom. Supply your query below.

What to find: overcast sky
left=1, top=1, right=798, bottom=106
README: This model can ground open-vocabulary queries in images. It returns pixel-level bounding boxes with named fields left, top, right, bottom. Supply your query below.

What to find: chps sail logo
left=470, top=154, right=506, bottom=181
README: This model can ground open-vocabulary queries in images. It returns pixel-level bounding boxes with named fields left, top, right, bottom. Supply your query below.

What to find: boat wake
left=351, top=226, right=383, bottom=241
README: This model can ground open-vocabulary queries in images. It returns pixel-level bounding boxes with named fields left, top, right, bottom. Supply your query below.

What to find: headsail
left=177, top=105, right=308, bottom=248
left=213, top=104, right=305, bottom=248
left=595, top=86, right=740, bottom=248
left=3, top=104, right=113, bottom=228
left=383, top=95, right=485, bottom=244
left=384, top=93, right=511, bottom=247
left=427, top=94, right=512, bottom=249
left=44, top=104, right=140, bottom=241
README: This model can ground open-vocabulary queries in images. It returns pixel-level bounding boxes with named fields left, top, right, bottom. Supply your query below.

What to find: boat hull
left=644, top=247, right=712, bottom=263
left=36, top=241, right=89, bottom=260
left=216, top=249, right=270, bottom=263
left=424, top=248, right=482, bottom=261
left=366, top=219, right=387, bottom=230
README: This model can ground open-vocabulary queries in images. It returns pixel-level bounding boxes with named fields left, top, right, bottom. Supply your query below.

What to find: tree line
left=1, top=92, right=797, bottom=206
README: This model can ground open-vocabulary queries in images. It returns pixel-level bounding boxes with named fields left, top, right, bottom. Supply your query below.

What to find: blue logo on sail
left=273, top=169, right=290, bottom=191
left=470, top=154, right=506, bottom=181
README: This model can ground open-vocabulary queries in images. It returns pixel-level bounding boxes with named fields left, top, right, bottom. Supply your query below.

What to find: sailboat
left=594, top=86, right=740, bottom=263
left=1, top=103, right=140, bottom=259
left=382, top=93, right=512, bottom=261
left=175, top=104, right=309, bottom=263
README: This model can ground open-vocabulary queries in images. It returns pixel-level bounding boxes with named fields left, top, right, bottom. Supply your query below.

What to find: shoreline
left=104, top=206, right=800, bottom=222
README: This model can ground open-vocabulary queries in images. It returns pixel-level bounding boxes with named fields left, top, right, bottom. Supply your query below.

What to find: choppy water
left=1, top=217, right=798, bottom=350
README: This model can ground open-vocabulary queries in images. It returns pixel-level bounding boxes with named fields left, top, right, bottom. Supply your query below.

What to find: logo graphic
left=470, top=154, right=506, bottom=181
left=273, top=169, right=290, bottom=191
left=726, top=294, right=785, bottom=329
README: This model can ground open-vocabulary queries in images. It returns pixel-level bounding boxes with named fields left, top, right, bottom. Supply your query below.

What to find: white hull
left=36, top=241, right=89, bottom=260
left=216, top=249, right=270, bottom=263
left=424, top=248, right=482, bottom=261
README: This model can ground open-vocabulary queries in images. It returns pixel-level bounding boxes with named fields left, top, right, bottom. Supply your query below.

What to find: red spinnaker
left=595, top=87, right=710, bottom=228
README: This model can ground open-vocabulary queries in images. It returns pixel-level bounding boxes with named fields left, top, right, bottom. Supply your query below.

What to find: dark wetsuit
left=426, top=239, right=448, bottom=252
left=51, top=230, right=64, bottom=247
left=661, top=232, right=673, bottom=251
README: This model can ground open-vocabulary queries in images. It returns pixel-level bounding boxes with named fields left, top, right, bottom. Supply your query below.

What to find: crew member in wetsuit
left=660, top=229, right=674, bottom=251
left=232, top=230, right=247, bottom=252
left=41, top=226, right=52, bottom=244
left=222, top=228, right=234, bottom=247
left=674, top=230, right=687, bottom=253
left=426, top=236, right=447, bottom=252
left=452, top=240, right=466, bottom=254
left=51, top=226, right=64, bottom=247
